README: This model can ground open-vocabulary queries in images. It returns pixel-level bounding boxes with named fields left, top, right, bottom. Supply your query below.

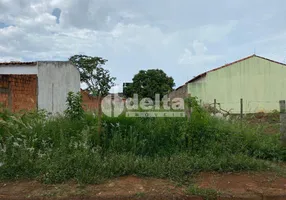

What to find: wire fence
left=200, top=98, right=281, bottom=115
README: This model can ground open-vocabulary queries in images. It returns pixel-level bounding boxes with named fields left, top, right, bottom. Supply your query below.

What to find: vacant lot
left=0, top=103, right=285, bottom=199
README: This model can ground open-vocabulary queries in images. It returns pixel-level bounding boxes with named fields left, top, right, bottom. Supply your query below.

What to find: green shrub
left=64, top=91, right=84, bottom=120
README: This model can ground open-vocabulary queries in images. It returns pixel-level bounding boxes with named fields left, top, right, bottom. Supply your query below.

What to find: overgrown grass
left=0, top=103, right=285, bottom=184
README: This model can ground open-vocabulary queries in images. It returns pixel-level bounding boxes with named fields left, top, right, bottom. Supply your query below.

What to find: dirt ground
left=198, top=172, right=286, bottom=199
left=0, top=172, right=286, bottom=200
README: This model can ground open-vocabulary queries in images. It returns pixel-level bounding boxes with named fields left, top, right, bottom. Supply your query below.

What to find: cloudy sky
left=0, top=0, right=286, bottom=91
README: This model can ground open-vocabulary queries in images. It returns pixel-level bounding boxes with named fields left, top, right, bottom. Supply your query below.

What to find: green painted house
left=186, top=55, right=286, bottom=114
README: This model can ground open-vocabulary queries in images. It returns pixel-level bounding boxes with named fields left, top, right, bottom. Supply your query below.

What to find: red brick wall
left=0, top=75, right=9, bottom=108
left=81, top=90, right=100, bottom=111
left=0, top=93, right=8, bottom=108
left=81, top=90, right=126, bottom=112
left=0, top=75, right=37, bottom=112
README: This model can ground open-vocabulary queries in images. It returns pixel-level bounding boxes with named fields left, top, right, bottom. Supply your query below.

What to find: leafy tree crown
left=124, top=69, right=175, bottom=99
left=69, top=55, right=116, bottom=97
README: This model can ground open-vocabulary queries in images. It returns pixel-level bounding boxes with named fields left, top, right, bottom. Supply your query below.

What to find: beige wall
left=188, top=56, right=286, bottom=113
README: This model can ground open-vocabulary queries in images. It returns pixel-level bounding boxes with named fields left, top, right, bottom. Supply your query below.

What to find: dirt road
left=0, top=172, right=286, bottom=200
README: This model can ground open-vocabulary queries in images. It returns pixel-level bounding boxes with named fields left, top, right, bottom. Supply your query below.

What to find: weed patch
left=0, top=100, right=285, bottom=184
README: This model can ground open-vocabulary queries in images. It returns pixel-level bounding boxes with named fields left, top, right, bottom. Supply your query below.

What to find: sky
left=0, top=0, right=286, bottom=92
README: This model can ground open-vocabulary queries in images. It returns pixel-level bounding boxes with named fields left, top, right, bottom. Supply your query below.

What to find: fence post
left=186, top=95, right=191, bottom=121
left=240, top=98, right=243, bottom=120
left=214, top=99, right=216, bottom=114
left=279, top=100, right=286, bottom=146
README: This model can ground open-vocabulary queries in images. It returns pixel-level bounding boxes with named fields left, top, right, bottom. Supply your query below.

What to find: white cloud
left=13, top=13, right=56, bottom=31
left=0, top=25, right=22, bottom=35
left=197, top=20, right=238, bottom=43
left=178, top=48, right=193, bottom=65
left=0, top=56, right=23, bottom=62
left=192, top=40, right=207, bottom=55
left=178, top=48, right=220, bottom=66
left=178, top=40, right=221, bottom=66
left=0, top=0, right=238, bottom=63
left=1, top=0, right=286, bottom=87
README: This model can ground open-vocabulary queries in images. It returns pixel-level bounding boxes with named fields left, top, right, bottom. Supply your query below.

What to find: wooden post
left=214, top=99, right=216, bottom=114
left=279, top=100, right=286, bottom=146
left=240, top=98, right=243, bottom=120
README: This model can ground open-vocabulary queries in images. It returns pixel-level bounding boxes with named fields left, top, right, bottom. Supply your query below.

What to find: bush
left=64, top=91, right=84, bottom=120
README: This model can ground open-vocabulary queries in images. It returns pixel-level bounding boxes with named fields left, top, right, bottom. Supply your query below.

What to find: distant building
left=0, top=61, right=80, bottom=113
left=123, top=82, right=132, bottom=97
left=185, top=54, right=286, bottom=113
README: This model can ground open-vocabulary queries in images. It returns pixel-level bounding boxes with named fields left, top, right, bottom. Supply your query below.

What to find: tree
left=123, top=69, right=175, bottom=99
left=69, top=55, right=116, bottom=136
left=69, top=55, right=116, bottom=97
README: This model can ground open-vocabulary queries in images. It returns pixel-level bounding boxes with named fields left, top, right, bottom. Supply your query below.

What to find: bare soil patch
left=0, top=176, right=189, bottom=200
left=0, top=172, right=285, bottom=199
left=197, top=171, right=286, bottom=199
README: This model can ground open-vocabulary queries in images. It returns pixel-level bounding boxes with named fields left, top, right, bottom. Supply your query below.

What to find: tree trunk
left=97, top=95, right=102, bottom=137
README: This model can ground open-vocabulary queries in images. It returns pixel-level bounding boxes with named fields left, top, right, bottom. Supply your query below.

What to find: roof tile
left=0, top=61, right=37, bottom=66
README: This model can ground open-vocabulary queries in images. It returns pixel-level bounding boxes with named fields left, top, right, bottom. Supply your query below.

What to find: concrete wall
left=37, top=62, right=80, bottom=114
left=169, top=84, right=188, bottom=100
left=188, top=56, right=286, bottom=113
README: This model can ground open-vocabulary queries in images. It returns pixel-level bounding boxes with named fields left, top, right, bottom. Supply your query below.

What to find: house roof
left=173, top=84, right=186, bottom=91
left=0, top=61, right=73, bottom=67
left=185, top=54, right=286, bottom=84
left=0, top=61, right=37, bottom=66
left=175, top=85, right=184, bottom=90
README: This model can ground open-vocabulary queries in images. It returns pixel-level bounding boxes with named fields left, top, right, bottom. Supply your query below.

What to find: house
left=184, top=54, right=286, bottom=114
left=0, top=61, right=80, bottom=113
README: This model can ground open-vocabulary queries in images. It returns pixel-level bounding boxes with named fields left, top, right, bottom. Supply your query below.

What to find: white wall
left=37, top=61, right=80, bottom=114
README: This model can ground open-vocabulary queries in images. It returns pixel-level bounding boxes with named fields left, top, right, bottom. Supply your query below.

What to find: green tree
left=69, top=55, right=116, bottom=97
left=124, top=69, right=175, bottom=99
left=69, top=55, right=116, bottom=136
